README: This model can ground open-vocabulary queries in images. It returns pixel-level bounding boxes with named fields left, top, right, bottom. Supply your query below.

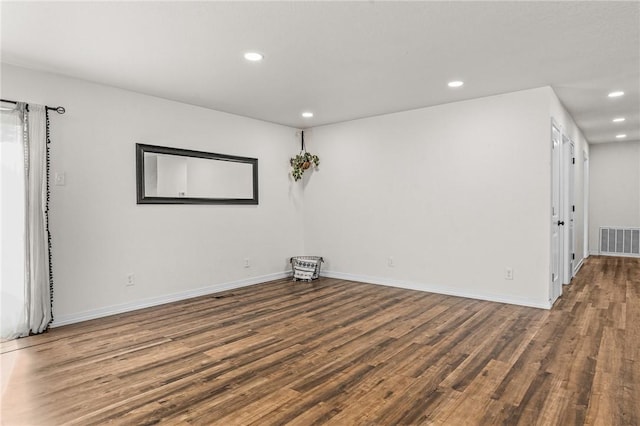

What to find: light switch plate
left=54, top=172, right=66, bottom=186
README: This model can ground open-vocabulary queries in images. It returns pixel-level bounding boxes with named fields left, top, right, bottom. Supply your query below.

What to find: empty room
left=1, top=1, right=639, bottom=425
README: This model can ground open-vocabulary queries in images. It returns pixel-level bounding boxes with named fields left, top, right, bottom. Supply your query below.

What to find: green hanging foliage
left=290, top=151, right=320, bottom=181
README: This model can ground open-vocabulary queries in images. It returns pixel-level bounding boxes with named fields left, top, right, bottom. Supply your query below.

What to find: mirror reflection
left=136, top=144, right=258, bottom=204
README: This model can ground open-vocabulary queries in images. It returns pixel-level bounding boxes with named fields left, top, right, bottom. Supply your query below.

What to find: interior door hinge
left=572, top=205, right=575, bottom=212
left=572, top=157, right=575, bottom=164
left=572, top=253, right=575, bottom=260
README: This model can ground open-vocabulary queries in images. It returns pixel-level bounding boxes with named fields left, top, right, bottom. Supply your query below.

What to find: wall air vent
left=599, top=227, right=640, bottom=257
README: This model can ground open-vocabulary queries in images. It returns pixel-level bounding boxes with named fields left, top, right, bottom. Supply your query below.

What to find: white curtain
left=1, top=102, right=52, bottom=340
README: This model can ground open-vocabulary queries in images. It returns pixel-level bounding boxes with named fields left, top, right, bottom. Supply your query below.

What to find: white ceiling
left=1, top=1, right=639, bottom=144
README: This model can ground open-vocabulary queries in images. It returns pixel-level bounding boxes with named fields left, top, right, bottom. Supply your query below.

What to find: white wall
left=3, top=63, right=594, bottom=319
left=303, top=88, right=553, bottom=308
left=589, top=141, right=640, bottom=253
left=1, top=63, right=304, bottom=325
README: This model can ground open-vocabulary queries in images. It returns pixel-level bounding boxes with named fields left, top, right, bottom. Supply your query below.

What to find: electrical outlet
left=388, top=257, right=395, bottom=267
left=504, top=267, right=513, bottom=280
left=244, top=258, right=250, bottom=268
left=126, top=273, right=135, bottom=286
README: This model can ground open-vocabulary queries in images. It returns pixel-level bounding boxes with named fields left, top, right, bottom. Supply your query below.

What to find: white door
left=550, top=122, right=563, bottom=303
left=583, top=153, right=589, bottom=260
left=564, top=139, right=575, bottom=284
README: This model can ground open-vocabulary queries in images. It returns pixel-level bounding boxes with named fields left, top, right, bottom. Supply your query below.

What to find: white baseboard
left=588, top=250, right=640, bottom=259
left=51, top=271, right=290, bottom=327
left=321, top=271, right=551, bottom=310
left=573, top=258, right=584, bottom=275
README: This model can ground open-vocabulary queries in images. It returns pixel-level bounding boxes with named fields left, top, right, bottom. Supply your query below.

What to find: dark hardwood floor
left=1, top=256, right=638, bottom=425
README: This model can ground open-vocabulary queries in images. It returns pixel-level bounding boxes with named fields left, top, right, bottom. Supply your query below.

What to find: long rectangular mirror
left=136, top=143, right=258, bottom=204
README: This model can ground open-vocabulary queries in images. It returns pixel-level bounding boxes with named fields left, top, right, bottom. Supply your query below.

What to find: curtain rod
left=1, top=98, right=66, bottom=114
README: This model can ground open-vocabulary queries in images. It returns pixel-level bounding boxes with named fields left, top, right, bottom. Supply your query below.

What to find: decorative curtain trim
left=45, top=108, right=54, bottom=328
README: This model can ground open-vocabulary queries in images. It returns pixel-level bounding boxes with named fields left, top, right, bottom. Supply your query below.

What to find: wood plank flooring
left=1, top=255, right=638, bottom=425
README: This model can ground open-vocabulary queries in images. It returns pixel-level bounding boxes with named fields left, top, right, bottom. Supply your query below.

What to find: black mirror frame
left=136, top=143, right=259, bottom=205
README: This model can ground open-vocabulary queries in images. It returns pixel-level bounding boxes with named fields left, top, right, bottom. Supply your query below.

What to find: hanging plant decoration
left=290, top=130, right=319, bottom=181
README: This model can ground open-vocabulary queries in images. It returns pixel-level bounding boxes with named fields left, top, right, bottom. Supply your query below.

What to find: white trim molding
left=588, top=249, right=640, bottom=259
left=321, top=270, right=552, bottom=310
left=573, top=258, right=584, bottom=275
left=594, top=252, right=640, bottom=259
left=52, top=271, right=290, bottom=327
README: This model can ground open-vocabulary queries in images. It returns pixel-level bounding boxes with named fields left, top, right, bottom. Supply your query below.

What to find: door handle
left=557, top=221, right=565, bottom=226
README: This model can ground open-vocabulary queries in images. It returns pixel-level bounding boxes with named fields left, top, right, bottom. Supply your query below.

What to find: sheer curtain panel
left=1, top=102, right=53, bottom=340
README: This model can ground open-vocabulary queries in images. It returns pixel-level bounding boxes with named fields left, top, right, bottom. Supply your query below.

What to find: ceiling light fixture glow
left=615, top=134, right=627, bottom=139
left=244, top=52, right=263, bottom=62
left=448, top=81, right=464, bottom=88
left=608, top=91, right=624, bottom=98
left=612, top=117, right=626, bottom=123
left=302, top=112, right=314, bottom=118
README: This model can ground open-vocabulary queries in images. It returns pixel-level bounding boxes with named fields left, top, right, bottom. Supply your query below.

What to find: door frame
left=583, top=151, right=589, bottom=260
left=550, top=119, right=563, bottom=304
left=562, top=135, right=575, bottom=284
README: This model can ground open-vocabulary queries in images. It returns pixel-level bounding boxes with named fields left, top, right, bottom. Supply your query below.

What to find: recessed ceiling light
left=448, top=81, right=464, bottom=88
left=612, top=117, right=626, bottom=123
left=302, top=112, right=314, bottom=118
left=244, top=52, right=263, bottom=62
left=616, top=134, right=627, bottom=139
left=608, top=91, right=624, bottom=98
